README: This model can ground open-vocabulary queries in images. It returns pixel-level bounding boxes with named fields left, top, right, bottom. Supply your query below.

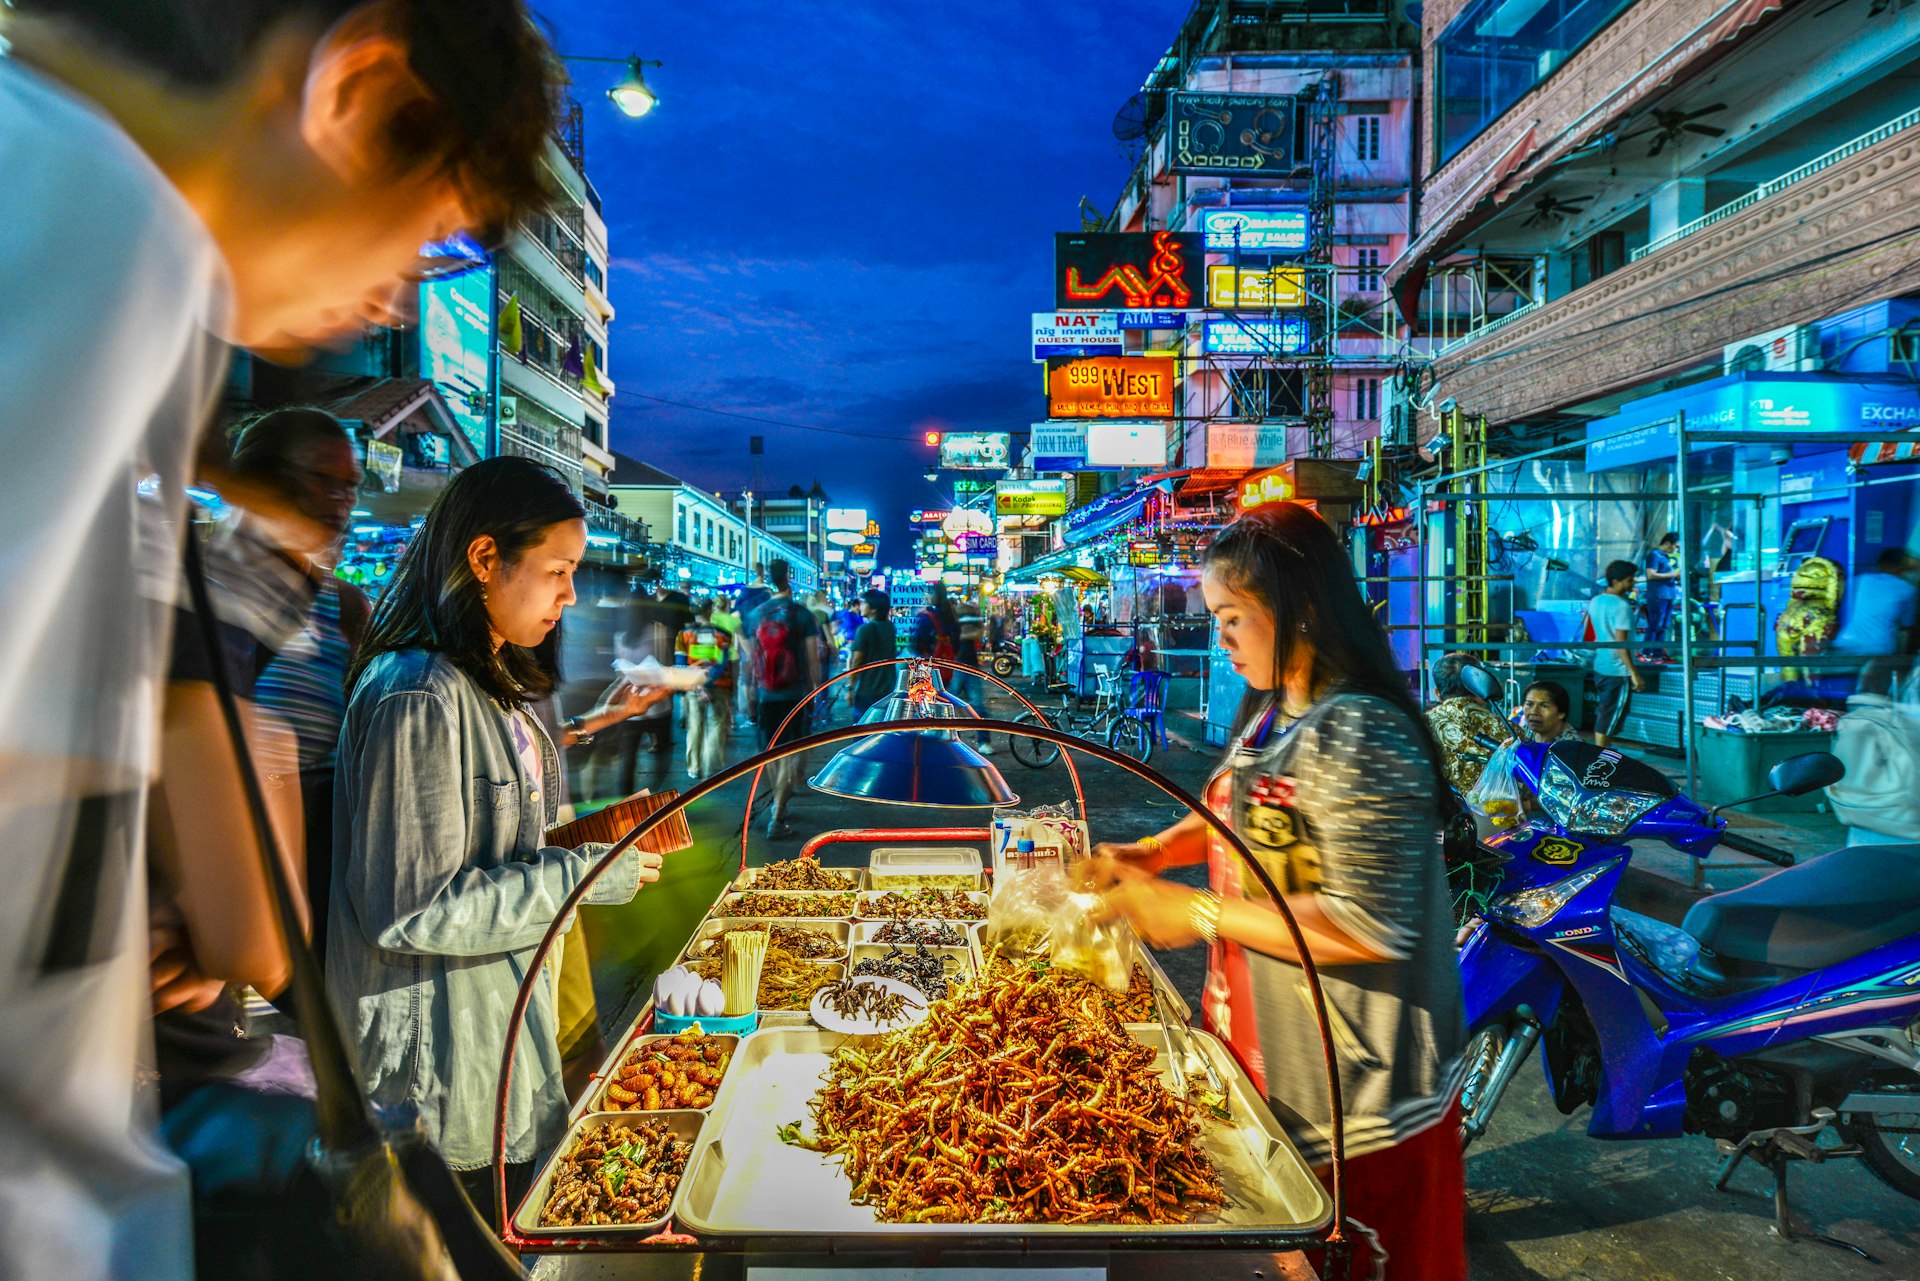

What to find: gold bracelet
left=1188, top=890, right=1223, bottom=944
left=1138, top=835, right=1165, bottom=857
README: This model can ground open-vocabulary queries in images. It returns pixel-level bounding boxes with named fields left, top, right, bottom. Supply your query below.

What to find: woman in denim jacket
left=327, top=458, right=666, bottom=1210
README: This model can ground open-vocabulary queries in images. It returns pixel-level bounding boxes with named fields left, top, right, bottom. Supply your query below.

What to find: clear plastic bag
left=1464, top=739, right=1523, bottom=829
left=984, top=862, right=1136, bottom=992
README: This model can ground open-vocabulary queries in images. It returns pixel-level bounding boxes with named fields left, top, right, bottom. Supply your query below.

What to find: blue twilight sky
left=541, top=1, right=1186, bottom=568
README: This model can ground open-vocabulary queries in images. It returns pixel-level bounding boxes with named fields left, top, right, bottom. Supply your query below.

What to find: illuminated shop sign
left=910, top=509, right=950, bottom=525
left=1032, top=311, right=1123, bottom=361
left=852, top=542, right=877, bottom=556
left=1128, top=540, right=1165, bottom=567
left=1054, top=232, right=1203, bottom=309
left=1085, top=422, right=1168, bottom=468
left=824, top=507, right=868, bottom=532
left=826, top=530, right=865, bottom=547
left=996, top=478, right=1070, bottom=517
left=1207, top=264, right=1308, bottom=309
left=1170, top=93, right=1297, bottom=174
left=1046, top=356, right=1177, bottom=419
left=939, top=432, right=1011, bottom=470
left=1201, top=208, right=1310, bottom=254
left=1237, top=466, right=1296, bottom=512
left=1203, top=316, right=1311, bottom=355
left=824, top=548, right=847, bottom=564
left=1117, top=309, right=1193, bottom=329
left=418, top=263, right=495, bottom=458
left=1031, top=421, right=1087, bottom=469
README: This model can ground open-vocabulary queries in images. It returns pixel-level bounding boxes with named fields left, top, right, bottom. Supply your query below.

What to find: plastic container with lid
left=866, top=846, right=985, bottom=891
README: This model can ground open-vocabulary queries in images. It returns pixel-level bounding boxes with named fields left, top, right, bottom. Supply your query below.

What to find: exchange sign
left=1207, top=264, right=1308, bottom=309
left=938, top=432, right=1011, bottom=470
left=1201, top=208, right=1309, bottom=254
left=1054, top=232, right=1203, bottom=310
left=1170, top=93, right=1297, bottom=175
left=1046, top=356, right=1176, bottom=419
left=1032, top=310, right=1123, bottom=361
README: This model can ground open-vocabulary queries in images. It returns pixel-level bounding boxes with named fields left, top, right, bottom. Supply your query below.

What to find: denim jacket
left=326, top=649, right=641, bottom=1169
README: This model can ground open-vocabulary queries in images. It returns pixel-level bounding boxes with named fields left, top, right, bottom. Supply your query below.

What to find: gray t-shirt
left=1211, top=692, right=1466, bottom=1166
left=1587, top=591, right=1634, bottom=677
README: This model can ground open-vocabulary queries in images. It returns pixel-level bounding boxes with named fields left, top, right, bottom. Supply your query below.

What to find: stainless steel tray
left=1139, top=946, right=1193, bottom=1024
left=731, top=863, right=867, bottom=892
left=846, top=942, right=976, bottom=996
left=584, top=1032, right=740, bottom=1116
left=676, top=1026, right=1330, bottom=1237
left=854, top=889, right=989, bottom=921
left=514, top=1109, right=705, bottom=1239
left=712, top=889, right=858, bottom=920
left=682, top=918, right=851, bottom=964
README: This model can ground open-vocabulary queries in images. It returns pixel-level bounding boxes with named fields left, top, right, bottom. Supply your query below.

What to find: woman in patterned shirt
left=1093, top=501, right=1468, bottom=1280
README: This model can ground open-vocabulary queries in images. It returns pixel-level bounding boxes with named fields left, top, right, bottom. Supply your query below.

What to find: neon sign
left=1236, top=467, right=1296, bottom=512
left=1207, top=264, right=1307, bottom=309
left=1201, top=208, right=1310, bottom=254
left=1055, top=232, right=1203, bottom=309
left=1046, top=356, right=1176, bottom=419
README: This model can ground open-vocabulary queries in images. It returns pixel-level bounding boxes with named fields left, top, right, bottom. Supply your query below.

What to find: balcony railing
left=1633, top=105, right=1920, bottom=261
left=1430, top=298, right=1543, bottom=359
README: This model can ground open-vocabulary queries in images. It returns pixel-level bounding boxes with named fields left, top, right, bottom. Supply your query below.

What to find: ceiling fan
left=1521, top=191, right=1593, bottom=228
left=1619, top=104, right=1729, bottom=157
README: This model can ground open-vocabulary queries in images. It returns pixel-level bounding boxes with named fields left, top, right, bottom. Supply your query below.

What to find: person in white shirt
left=0, top=3, right=563, bottom=1277
left=1586, top=560, right=1647, bottom=749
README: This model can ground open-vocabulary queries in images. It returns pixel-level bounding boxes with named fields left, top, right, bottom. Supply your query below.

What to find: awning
left=1061, top=484, right=1153, bottom=543
left=1005, top=547, right=1107, bottom=586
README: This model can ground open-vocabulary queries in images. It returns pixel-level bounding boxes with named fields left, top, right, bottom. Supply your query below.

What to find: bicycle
left=1007, top=665, right=1154, bottom=766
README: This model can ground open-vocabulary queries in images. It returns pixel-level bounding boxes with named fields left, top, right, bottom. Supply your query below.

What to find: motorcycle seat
left=1682, top=843, right=1920, bottom=981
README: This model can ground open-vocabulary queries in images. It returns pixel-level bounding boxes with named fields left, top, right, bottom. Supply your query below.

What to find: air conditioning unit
left=1723, top=325, right=1822, bottom=374
left=1381, top=377, right=1417, bottom=449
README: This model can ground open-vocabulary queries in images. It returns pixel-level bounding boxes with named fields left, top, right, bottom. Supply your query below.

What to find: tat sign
left=1207, top=264, right=1308, bottom=309
left=1054, top=232, right=1203, bottom=310
left=1170, top=93, right=1296, bottom=174
left=1032, top=311, right=1122, bottom=361
left=1046, top=356, right=1177, bottom=419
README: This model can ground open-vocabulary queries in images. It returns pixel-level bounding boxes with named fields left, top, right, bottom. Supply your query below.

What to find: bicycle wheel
left=1109, top=717, right=1153, bottom=764
left=1006, top=711, right=1061, bottom=769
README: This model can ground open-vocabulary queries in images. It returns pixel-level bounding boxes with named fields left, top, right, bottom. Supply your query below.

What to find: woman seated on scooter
left=1425, top=651, right=1516, bottom=795
left=1091, top=502, right=1468, bottom=1281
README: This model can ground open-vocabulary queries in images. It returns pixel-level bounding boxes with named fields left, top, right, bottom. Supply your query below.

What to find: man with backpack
left=745, top=560, right=822, bottom=837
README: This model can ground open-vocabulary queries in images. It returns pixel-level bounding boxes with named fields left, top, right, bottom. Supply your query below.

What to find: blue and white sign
left=1201, top=208, right=1310, bottom=254
left=1031, top=421, right=1088, bottom=470
left=1203, top=316, right=1310, bottom=356
left=1032, top=311, right=1122, bottom=361
left=1118, top=309, right=1193, bottom=330
left=1585, top=373, right=1920, bottom=471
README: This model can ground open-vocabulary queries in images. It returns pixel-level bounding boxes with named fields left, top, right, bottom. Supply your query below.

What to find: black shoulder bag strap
left=182, top=527, right=524, bottom=1280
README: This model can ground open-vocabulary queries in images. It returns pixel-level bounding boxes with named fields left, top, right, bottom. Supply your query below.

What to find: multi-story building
left=734, top=484, right=832, bottom=567
left=610, top=456, right=825, bottom=595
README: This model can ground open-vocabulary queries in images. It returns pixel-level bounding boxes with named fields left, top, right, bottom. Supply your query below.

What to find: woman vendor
left=1093, top=501, right=1467, bottom=1279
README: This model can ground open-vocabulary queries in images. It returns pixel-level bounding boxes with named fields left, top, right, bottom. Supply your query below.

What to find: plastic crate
left=1693, top=726, right=1836, bottom=814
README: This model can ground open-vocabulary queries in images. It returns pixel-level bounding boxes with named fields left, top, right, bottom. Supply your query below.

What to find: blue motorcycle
left=1457, top=735, right=1920, bottom=1255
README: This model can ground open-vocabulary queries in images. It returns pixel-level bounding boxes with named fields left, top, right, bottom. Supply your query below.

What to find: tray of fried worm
left=674, top=961, right=1330, bottom=1237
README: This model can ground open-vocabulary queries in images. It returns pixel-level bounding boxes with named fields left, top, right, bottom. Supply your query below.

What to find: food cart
left=491, top=666, right=1358, bottom=1277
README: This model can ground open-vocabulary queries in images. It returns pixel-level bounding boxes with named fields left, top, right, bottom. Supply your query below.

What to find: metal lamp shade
left=858, top=661, right=978, bottom=725
left=809, top=730, right=1018, bottom=808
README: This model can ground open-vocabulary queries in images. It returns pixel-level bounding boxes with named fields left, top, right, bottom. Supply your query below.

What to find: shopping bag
left=1464, top=739, right=1524, bottom=830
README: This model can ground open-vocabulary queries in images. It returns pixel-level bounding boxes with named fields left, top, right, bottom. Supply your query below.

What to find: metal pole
left=1415, top=478, right=1428, bottom=700
left=1674, top=413, right=1701, bottom=890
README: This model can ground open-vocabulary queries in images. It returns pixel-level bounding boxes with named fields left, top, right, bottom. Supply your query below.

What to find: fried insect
left=718, top=891, right=855, bottom=919
left=819, top=977, right=921, bottom=1025
left=860, top=889, right=985, bottom=920
left=852, top=943, right=963, bottom=1001
left=688, top=947, right=839, bottom=1011
left=689, top=923, right=842, bottom=961
left=601, top=1031, right=732, bottom=1112
left=537, top=1117, right=690, bottom=1228
left=752, top=859, right=859, bottom=891
left=783, top=961, right=1225, bottom=1225
left=870, top=919, right=967, bottom=947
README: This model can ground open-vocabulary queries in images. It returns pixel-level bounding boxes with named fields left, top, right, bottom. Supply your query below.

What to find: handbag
left=175, top=528, right=525, bottom=1280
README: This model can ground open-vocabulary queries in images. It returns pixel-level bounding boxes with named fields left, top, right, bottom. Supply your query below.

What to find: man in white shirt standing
left=0, top=4, right=561, bottom=1277
left=1587, top=560, right=1648, bottom=749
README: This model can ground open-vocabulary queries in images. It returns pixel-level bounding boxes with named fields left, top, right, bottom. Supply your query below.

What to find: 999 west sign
left=1046, top=356, right=1177, bottom=419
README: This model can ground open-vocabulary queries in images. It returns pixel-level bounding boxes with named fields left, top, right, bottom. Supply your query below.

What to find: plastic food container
left=867, top=846, right=985, bottom=891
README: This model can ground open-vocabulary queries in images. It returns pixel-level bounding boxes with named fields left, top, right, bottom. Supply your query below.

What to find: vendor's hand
left=1090, top=839, right=1170, bottom=879
left=149, top=910, right=226, bottom=1016
left=1096, top=878, right=1200, bottom=950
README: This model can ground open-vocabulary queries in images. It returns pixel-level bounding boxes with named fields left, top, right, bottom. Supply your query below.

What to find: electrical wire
left=625, top=390, right=1030, bottom=444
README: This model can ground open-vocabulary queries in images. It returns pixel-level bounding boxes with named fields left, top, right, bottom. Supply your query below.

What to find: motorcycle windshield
left=1535, top=742, right=1673, bottom=837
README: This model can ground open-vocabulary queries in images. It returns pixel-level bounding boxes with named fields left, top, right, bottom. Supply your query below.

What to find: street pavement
left=569, top=682, right=1917, bottom=1277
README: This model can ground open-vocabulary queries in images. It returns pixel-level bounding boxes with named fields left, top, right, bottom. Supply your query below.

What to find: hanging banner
left=1046, top=356, right=1177, bottom=419
left=1170, top=92, right=1297, bottom=174
left=1200, top=208, right=1310, bottom=254
left=1031, top=311, right=1123, bottom=361
left=1203, top=316, right=1311, bottom=355
left=1054, top=232, right=1203, bottom=309
left=1207, top=264, right=1308, bottom=309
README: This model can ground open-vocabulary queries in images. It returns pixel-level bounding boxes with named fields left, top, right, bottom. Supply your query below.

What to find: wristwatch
left=565, top=715, right=595, bottom=746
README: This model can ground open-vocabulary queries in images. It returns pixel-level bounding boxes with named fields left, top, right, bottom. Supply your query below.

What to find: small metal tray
left=849, top=918, right=979, bottom=953
left=731, top=862, right=867, bottom=893
left=854, top=889, right=989, bottom=921
left=676, top=1026, right=1329, bottom=1237
left=586, top=1032, right=740, bottom=1116
left=683, top=918, right=851, bottom=964
left=514, top=1109, right=705, bottom=1239
left=712, top=889, right=858, bottom=920
left=846, top=942, right=976, bottom=996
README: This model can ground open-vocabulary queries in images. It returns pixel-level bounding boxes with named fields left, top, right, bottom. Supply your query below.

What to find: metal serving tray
left=854, top=889, right=990, bottom=921
left=682, top=918, right=851, bottom=964
left=712, top=889, right=858, bottom=920
left=731, top=863, right=867, bottom=893
left=676, top=1026, right=1330, bottom=1238
left=584, top=1032, right=740, bottom=1116
left=514, top=1109, right=706, bottom=1239
left=846, top=942, right=976, bottom=995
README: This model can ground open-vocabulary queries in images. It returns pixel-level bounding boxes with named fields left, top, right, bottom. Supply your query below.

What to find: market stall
left=488, top=668, right=1356, bottom=1274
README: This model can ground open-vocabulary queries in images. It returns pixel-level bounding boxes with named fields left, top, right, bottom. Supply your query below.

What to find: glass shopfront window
left=1435, top=0, right=1639, bottom=167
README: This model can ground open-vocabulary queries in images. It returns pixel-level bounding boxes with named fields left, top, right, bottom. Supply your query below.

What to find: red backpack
left=756, top=605, right=800, bottom=690
left=919, top=607, right=956, bottom=662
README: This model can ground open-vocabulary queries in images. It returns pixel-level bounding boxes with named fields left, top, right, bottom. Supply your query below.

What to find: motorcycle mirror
left=1459, top=663, right=1500, bottom=704
left=1768, top=751, right=1845, bottom=797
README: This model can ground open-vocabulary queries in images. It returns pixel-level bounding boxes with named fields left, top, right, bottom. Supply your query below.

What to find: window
left=1354, top=249, right=1382, bottom=292
left=1354, top=116, right=1382, bottom=163
left=1435, top=0, right=1639, bottom=167
left=585, top=258, right=605, bottom=290
left=676, top=505, right=686, bottom=544
left=1354, top=377, right=1381, bottom=422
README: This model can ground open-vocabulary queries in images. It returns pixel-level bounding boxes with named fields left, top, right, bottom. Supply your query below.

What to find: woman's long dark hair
left=1204, top=501, right=1448, bottom=789
left=348, top=456, right=584, bottom=707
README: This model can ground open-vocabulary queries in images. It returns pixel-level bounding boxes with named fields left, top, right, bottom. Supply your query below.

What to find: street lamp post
left=559, top=52, right=664, bottom=118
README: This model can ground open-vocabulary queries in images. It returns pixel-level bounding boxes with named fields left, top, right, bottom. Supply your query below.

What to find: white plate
left=807, top=975, right=928, bottom=1035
